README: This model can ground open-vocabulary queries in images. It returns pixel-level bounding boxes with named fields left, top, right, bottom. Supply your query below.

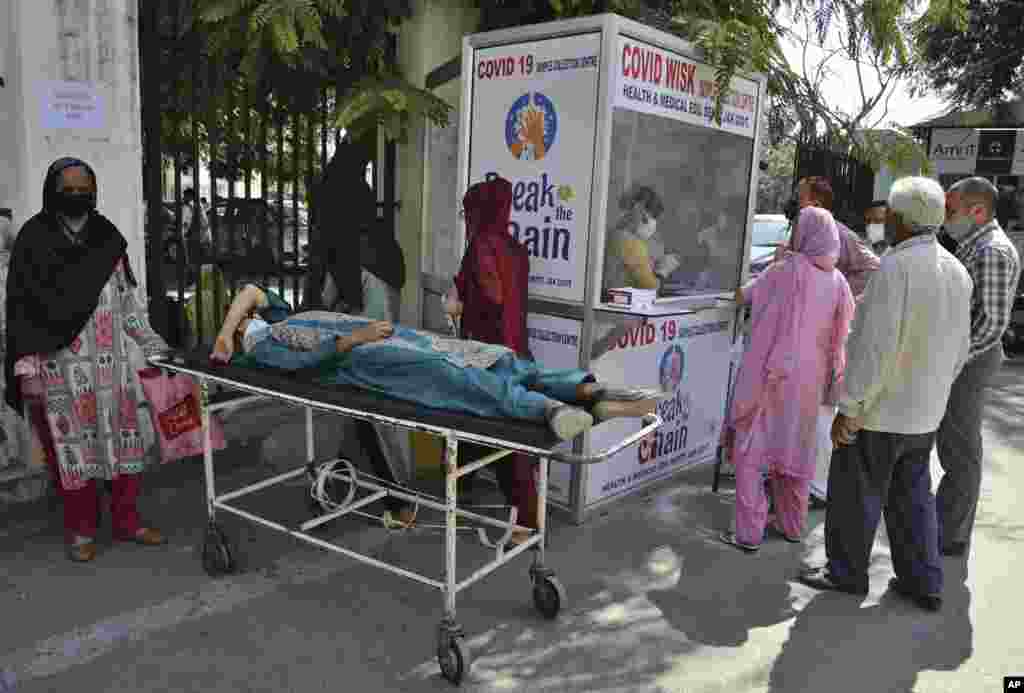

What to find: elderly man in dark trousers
left=799, top=177, right=973, bottom=612
left=936, top=177, right=1021, bottom=558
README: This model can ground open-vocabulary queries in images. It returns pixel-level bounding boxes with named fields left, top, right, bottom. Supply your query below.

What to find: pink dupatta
left=728, top=207, right=855, bottom=437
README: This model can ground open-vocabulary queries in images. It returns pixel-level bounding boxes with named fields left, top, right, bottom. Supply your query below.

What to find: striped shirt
left=951, top=220, right=1021, bottom=361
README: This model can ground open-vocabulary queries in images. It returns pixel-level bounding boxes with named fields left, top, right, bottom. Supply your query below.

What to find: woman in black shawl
left=306, top=155, right=415, bottom=526
left=5, top=158, right=170, bottom=562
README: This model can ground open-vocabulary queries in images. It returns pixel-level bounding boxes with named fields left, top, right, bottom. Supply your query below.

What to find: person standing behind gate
left=316, top=170, right=417, bottom=528
left=445, top=176, right=537, bottom=546
left=936, top=177, right=1021, bottom=559
left=4, top=158, right=171, bottom=562
left=799, top=176, right=972, bottom=610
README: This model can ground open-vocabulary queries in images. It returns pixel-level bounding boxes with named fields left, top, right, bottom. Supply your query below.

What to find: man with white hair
left=800, top=177, right=973, bottom=612
left=936, top=176, right=1021, bottom=558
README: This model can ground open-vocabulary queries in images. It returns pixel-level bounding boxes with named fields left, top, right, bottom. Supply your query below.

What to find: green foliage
left=857, top=130, right=933, bottom=176
left=336, top=73, right=454, bottom=141
left=163, top=0, right=969, bottom=175
left=756, top=0, right=965, bottom=177
left=912, top=0, right=1023, bottom=108
left=757, top=139, right=796, bottom=211
left=194, top=0, right=450, bottom=144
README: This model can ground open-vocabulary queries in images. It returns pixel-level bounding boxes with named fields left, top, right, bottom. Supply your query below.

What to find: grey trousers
left=936, top=344, right=1003, bottom=548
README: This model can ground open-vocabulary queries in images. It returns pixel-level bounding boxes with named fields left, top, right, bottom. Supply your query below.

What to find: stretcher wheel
left=202, top=524, right=237, bottom=577
left=532, top=574, right=566, bottom=620
left=437, top=634, right=471, bottom=685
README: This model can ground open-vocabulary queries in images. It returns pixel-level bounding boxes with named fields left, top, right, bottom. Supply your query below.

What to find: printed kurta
left=239, top=311, right=587, bottom=423
left=18, top=260, right=167, bottom=489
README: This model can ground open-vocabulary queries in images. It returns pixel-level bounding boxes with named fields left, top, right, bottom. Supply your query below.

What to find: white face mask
left=866, top=223, right=885, bottom=244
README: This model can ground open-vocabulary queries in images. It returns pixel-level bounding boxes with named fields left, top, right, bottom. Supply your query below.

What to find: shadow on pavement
left=960, top=356, right=1024, bottom=547
left=0, top=443, right=976, bottom=693
left=978, top=356, right=1024, bottom=466
left=644, top=490, right=805, bottom=648
left=768, top=568, right=973, bottom=693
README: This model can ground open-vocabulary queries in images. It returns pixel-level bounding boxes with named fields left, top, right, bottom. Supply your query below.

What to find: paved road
left=1, top=360, right=1023, bottom=692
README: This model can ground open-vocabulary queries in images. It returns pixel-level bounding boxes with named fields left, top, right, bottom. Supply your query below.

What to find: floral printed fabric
left=267, top=311, right=511, bottom=371
left=20, top=260, right=168, bottom=490
left=426, top=334, right=510, bottom=371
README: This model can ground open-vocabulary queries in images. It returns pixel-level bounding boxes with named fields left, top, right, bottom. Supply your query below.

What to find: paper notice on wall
left=39, top=81, right=105, bottom=130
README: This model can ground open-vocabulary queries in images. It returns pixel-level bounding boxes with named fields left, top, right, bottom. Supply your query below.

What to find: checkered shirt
left=953, top=220, right=1021, bottom=362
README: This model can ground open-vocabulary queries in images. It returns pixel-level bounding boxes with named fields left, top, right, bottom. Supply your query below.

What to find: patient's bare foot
left=577, top=383, right=664, bottom=403
left=593, top=398, right=659, bottom=422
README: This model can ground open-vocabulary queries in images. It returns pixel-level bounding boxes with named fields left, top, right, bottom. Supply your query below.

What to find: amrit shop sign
left=930, top=128, right=1024, bottom=176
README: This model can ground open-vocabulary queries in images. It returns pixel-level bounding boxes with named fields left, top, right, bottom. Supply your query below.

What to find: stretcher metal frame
left=147, top=353, right=661, bottom=685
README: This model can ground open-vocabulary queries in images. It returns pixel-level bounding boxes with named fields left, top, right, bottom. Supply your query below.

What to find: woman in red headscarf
left=445, top=177, right=536, bottom=544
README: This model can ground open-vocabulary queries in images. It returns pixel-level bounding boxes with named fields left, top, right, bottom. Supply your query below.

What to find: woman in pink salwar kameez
left=721, top=206, right=855, bottom=552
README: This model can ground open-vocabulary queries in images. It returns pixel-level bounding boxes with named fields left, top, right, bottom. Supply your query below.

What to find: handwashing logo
left=659, top=344, right=686, bottom=393
left=506, top=92, right=558, bottom=162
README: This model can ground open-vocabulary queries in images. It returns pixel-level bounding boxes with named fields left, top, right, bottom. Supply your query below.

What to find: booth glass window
left=600, top=107, right=754, bottom=302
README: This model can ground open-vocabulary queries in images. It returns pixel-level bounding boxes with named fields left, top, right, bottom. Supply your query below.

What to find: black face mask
left=55, top=191, right=96, bottom=219
left=783, top=198, right=799, bottom=222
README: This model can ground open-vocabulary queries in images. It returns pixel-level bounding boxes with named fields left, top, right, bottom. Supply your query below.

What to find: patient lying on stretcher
left=210, top=285, right=661, bottom=441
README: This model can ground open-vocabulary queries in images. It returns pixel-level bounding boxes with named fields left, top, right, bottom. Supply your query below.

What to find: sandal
left=382, top=507, right=417, bottom=530
left=119, top=527, right=165, bottom=546
left=719, top=530, right=760, bottom=553
left=68, top=536, right=98, bottom=562
left=765, top=524, right=803, bottom=544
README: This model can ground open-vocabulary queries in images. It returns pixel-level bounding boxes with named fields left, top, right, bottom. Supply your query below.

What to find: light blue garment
left=244, top=313, right=589, bottom=422
left=360, top=270, right=398, bottom=324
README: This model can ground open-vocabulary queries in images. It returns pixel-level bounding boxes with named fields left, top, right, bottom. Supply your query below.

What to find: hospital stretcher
left=147, top=350, right=662, bottom=685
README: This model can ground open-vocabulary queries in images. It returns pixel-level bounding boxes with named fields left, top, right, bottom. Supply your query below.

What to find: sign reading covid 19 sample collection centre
left=469, top=33, right=602, bottom=303
left=587, top=309, right=735, bottom=505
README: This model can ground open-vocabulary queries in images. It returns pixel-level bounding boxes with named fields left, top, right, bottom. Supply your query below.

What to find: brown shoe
left=131, top=527, right=166, bottom=546
left=382, top=507, right=417, bottom=530
left=68, top=541, right=98, bottom=562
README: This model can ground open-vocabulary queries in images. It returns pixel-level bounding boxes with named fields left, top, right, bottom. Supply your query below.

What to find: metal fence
left=139, top=0, right=396, bottom=349
left=793, top=133, right=876, bottom=231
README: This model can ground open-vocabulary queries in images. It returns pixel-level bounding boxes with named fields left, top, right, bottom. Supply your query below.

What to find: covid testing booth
left=455, top=14, right=767, bottom=523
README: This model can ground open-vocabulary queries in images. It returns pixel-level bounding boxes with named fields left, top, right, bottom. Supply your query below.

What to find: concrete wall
left=3, top=0, right=146, bottom=294
left=0, top=0, right=145, bottom=490
left=395, top=0, right=479, bottom=325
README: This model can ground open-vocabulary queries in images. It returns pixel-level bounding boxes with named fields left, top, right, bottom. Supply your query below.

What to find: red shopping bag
left=138, top=367, right=226, bottom=463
